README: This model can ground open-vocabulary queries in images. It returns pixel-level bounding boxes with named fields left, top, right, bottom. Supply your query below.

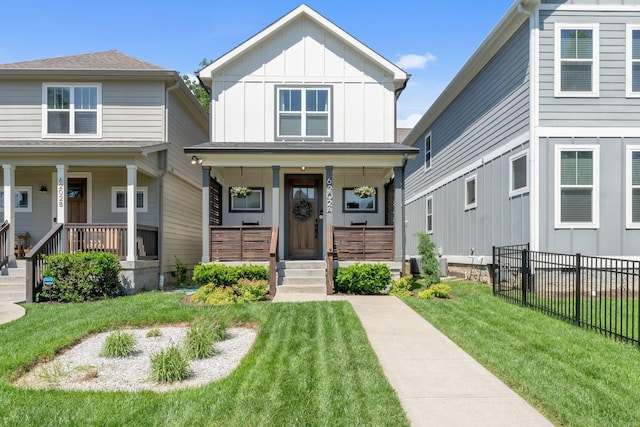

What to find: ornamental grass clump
left=183, top=318, right=227, bottom=359
left=100, top=331, right=136, bottom=358
left=150, top=346, right=191, bottom=383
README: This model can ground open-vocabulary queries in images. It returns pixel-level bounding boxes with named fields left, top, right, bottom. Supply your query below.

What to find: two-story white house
left=186, top=5, right=418, bottom=294
left=0, top=51, right=209, bottom=301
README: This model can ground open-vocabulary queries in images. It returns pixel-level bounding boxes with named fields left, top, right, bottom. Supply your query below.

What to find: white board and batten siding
left=211, top=16, right=396, bottom=144
left=404, top=22, right=531, bottom=259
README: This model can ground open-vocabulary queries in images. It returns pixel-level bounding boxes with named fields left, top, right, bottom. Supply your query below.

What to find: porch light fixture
left=39, top=185, right=48, bottom=193
left=191, top=156, right=203, bottom=165
left=301, top=166, right=306, bottom=171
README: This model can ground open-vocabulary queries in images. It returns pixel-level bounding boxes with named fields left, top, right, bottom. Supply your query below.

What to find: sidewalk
left=0, top=302, right=25, bottom=326
left=320, top=295, right=552, bottom=426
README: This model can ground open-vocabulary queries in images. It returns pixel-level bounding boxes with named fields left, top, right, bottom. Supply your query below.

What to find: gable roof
left=0, top=50, right=164, bottom=71
left=198, top=4, right=408, bottom=91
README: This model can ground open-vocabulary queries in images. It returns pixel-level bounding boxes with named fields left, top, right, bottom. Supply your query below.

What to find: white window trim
left=111, top=186, right=148, bottom=213
left=42, top=83, right=102, bottom=138
left=276, top=87, right=331, bottom=140
left=509, top=150, right=529, bottom=197
left=426, top=195, right=433, bottom=234
left=554, top=23, right=600, bottom=98
left=0, top=186, right=32, bottom=213
left=626, top=25, right=640, bottom=98
left=464, top=174, right=477, bottom=211
left=424, top=132, right=432, bottom=172
left=626, top=145, right=640, bottom=229
left=554, top=145, right=600, bottom=229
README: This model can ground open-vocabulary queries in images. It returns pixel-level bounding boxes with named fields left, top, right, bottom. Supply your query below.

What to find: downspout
left=517, top=1, right=539, bottom=252
left=157, top=79, right=181, bottom=289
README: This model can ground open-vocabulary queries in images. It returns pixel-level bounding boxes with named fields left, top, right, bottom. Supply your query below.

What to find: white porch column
left=272, top=166, right=280, bottom=227
left=56, top=165, right=68, bottom=253
left=325, top=166, right=334, bottom=258
left=3, top=165, right=16, bottom=266
left=126, top=165, right=138, bottom=262
left=201, top=166, right=211, bottom=263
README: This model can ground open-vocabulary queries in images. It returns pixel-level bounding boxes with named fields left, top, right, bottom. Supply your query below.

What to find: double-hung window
left=0, top=187, right=32, bottom=212
left=277, top=88, right=330, bottom=139
left=426, top=196, right=433, bottom=233
left=464, top=175, right=477, bottom=211
left=555, top=146, right=599, bottom=228
left=43, top=84, right=101, bottom=137
left=509, top=151, right=528, bottom=197
left=626, top=26, right=640, bottom=97
left=555, top=24, right=599, bottom=97
left=424, top=132, right=432, bottom=171
left=627, top=147, right=640, bottom=228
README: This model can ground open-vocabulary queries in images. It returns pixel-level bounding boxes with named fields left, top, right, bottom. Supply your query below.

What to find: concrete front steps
left=0, top=260, right=26, bottom=303
left=276, top=260, right=327, bottom=297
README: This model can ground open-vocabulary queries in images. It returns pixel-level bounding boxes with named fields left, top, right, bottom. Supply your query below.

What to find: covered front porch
left=185, top=142, right=418, bottom=296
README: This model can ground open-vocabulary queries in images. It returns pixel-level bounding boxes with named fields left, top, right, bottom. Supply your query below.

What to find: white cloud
left=395, top=53, right=437, bottom=70
left=397, top=113, right=423, bottom=129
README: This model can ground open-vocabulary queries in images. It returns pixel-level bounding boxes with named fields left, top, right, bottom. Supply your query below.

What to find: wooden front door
left=67, top=178, right=87, bottom=223
left=289, top=178, right=318, bottom=259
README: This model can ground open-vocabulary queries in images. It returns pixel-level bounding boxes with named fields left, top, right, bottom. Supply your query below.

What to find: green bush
left=416, top=232, right=441, bottom=286
left=334, top=263, right=391, bottom=295
left=171, top=257, right=191, bottom=287
left=236, top=278, right=268, bottom=303
left=192, top=264, right=268, bottom=287
left=100, top=331, right=136, bottom=358
left=150, top=346, right=191, bottom=383
left=430, top=284, right=451, bottom=299
left=192, top=279, right=268, bottom=305
left=38, top=252, right=123, bottom=303
left=389, top=277, right=412, bottom=297
left=417, top=289, right=435, bottom=300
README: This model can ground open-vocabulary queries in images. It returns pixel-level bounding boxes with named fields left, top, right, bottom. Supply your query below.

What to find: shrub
left=335, top=263, right=391, bottom=295
left=417, top=289, right=435, bottom=300
left=150, top=346, right=191, bottom=383
left=236, top=278, right=268, bottom=303
left=389, top=278, right=412, bottom=297
left=430, top=284, right=451, bottom=299
left=416, top=232, right=441, bottom=286
left=171, top=257, right=190, bottom=287
left=192, top=264, right=268, bottom=287
left=101, top=331, right=136, bottom=358
left=205, top=287, right=237, bottom=305
left=39, top=252, right=123, bottom=303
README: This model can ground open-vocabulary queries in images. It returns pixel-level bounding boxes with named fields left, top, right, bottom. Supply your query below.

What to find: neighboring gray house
left=403, top=0, right=640, bottom=269
left=0, top=51, right=209, bottom=301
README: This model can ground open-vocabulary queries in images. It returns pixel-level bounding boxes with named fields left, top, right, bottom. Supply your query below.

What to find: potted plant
left=353, top=186, right=375, bottom=198
left=230, top=186, right=252, bottom=198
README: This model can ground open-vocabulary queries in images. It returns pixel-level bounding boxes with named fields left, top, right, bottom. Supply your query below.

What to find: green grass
left=404, top=281, right=640, bottom=427
left=0, top=292, right=408, bottom=427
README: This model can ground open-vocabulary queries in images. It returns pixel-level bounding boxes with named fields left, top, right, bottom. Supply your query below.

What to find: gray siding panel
left=102, top=82, right=164, bottom=140
left=0, top=82, right=42, bottom=139
left=538, top=10, right=640, bottom=127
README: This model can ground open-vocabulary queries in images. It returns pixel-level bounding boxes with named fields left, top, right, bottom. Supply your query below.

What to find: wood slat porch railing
left=333, top=226, right=395, bottom=261
left=65, top=224, right=159, bottom=260
left=25, top=223, right=64, bottom=302
left=210, top=225, right=279, bottom=296
left=0, top=220, right=9, bottom=269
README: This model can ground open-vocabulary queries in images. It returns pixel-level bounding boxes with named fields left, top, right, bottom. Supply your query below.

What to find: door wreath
left=292, top=199, right=313, bottom=221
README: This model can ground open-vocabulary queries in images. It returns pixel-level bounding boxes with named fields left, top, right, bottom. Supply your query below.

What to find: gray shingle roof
left=185, top=141, right=419, bottom=155
left=0, top=50, right=165, bottom=71
left=0, top=140, right=168, bottom=153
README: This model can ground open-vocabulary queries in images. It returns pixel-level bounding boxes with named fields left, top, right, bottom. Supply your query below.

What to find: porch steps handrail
left=0, top=220, right=9, bottom=269
left=25, top=223, right=64, bottom=302
left=269, top=226, right=278, bottom=297
left=326, top=224, right=334, bottom=294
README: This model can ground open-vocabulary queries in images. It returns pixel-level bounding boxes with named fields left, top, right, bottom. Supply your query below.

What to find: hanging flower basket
left=353, top=186, right=376, bottom=198
left=292, top=199, right=313, bottom=221
left=230, top=186, right=252, bottom=198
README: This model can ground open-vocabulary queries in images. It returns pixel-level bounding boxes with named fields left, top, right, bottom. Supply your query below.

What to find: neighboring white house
left=0, top=51, right=209, bottom=301
left=186, top=5, right=418, bottom=292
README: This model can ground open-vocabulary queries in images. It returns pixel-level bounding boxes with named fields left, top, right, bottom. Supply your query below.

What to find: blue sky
left=1, top=0, right=515, bottom=127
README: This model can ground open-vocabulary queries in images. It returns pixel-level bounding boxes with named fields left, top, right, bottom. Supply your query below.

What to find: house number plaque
left=326, top=178, right=333, bottom=214
left=58, top=178, right=64, bottom=208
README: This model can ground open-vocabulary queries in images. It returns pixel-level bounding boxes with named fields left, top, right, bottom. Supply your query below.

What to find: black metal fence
left=493, top=244, right=640, bottom=347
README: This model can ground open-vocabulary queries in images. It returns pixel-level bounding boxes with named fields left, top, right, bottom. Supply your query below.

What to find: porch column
left=394, top=166, right=404, bottom=265
left=325, top=166, right=334, bottom=226
left=126, top=165, right=137, bottom=262
left=201, top=166, right=211, bottom=263
left=56, top=165, right=68, bottom=253
left=2, top=165, right=16, bottom=266
left=272, top=166, right=280, bottom=226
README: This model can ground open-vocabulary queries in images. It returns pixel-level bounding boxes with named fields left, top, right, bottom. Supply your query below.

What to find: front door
left=288, top=178, right=319, bottom=259
left=67, top=178, right=87, bottom=223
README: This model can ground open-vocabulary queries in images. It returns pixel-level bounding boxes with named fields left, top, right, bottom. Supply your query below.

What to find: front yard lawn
left=0, top=292, right=408, bottom=426
left=404, top=281, right=640, bottom=427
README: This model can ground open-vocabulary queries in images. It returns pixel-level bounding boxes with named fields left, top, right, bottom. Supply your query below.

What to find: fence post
left=521, top=248, right=528, bottom=307
left=575, top=253, right=581, bottom=327
left=492, top=246, right=497, bottom=296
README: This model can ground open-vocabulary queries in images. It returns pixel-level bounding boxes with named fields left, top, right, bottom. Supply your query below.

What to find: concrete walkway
left=276, top=294, right=553, bottom=426
left=0, top=302, right=25, bottom=325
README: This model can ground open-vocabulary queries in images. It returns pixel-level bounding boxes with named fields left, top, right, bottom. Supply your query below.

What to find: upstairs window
left=555, top=24, right=599, bottom=97
left=464, top=175, right=477, bottom=211
left=424, top=133, right=432, bottom=171
left=555, top=146, right=599, bottom=228
left=44, top=84, right=101, bottom=137
left=627, top=26, right=640, bottom=97
left=277, top=88, right=330, bottom=139
left=627, top=147, right=640, bottom=228
left=426, top=196, right=433, bottom=233
left=509, top=151, right=528, bottom=197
